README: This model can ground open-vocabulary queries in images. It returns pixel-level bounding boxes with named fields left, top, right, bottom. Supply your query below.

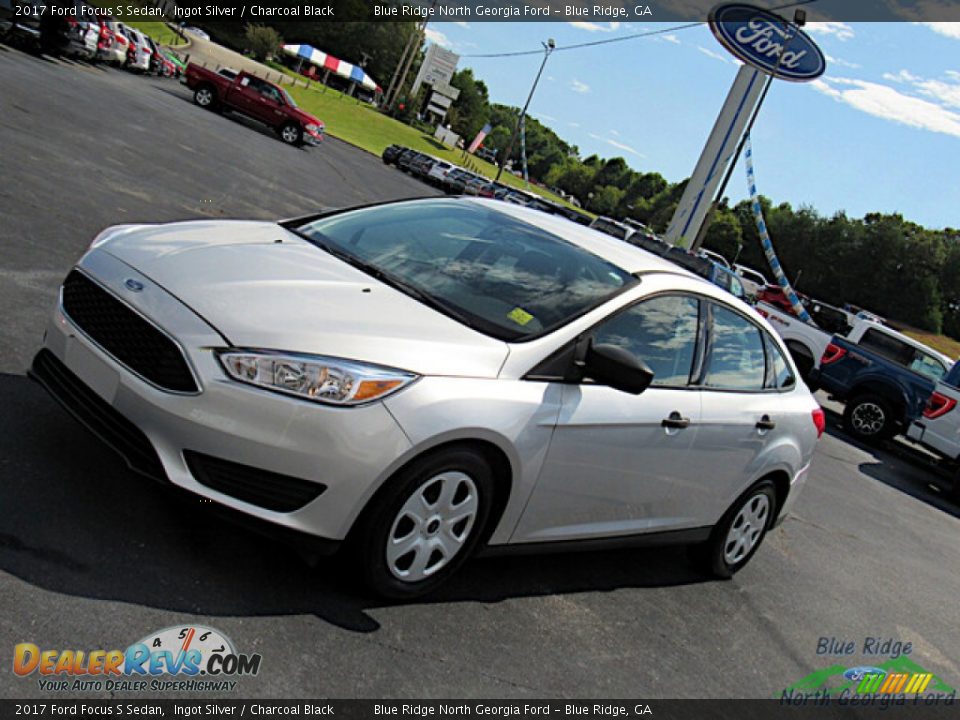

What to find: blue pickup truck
left=812, top=322, right=954, bottom=442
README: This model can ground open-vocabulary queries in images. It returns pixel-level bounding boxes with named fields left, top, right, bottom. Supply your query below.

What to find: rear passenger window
left=859, top=328, right=914, bottom=366
left=704, top=305, right=766, bottom=390
left=765, top=335, right=796, bottom=389
left=592, top=295, right=700, bottom=387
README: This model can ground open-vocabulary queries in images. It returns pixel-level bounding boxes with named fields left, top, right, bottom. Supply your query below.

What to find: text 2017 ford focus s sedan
left=31, top=198, right=824, bottom=597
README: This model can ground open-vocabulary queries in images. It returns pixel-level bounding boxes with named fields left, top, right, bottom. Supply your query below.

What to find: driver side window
left=592, top=295, right=700, bottom=387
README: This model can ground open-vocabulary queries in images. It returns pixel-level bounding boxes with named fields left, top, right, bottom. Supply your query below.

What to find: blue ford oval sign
left=709, top=3, right=826, bottom=82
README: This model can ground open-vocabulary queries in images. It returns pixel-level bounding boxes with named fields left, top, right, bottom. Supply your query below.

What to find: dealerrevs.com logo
left=13, top=626, right=261, bottom=693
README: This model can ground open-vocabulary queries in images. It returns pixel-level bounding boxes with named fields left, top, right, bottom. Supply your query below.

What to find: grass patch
left=902, top=330, right=960, bottom=360
left=271, top=68, right=586, bottom=213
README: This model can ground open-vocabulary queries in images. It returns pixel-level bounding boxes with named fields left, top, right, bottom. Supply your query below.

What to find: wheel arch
left=849, top=380, right=909, bottom=421
left=344, top=436, right=516, bottom=548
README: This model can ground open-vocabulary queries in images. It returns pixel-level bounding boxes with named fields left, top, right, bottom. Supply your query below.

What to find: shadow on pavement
left=821, top=406, right=960, bottom=519
left=0, top=372, right=707, bottom=634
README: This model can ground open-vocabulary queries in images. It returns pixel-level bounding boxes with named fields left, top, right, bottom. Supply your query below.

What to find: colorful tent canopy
left=281, top=44, right=381, bottom=93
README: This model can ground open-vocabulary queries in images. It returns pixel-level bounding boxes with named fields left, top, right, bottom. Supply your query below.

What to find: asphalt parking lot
left=1, top=45, right=959, bottom=700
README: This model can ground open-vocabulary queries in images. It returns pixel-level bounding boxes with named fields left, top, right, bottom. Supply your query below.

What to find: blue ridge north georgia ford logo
left=708, top=2, right=826, bottom=82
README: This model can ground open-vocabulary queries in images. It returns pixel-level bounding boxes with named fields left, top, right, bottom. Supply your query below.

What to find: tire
left=843, top=393, right=895, bottom=441
left=279, top=123, right=302, bottom=146
left=351, top=446, right=495, bottom=599
left=193, top=85, right=216, bottom=110
left=693, top=480, right=777, bottom=579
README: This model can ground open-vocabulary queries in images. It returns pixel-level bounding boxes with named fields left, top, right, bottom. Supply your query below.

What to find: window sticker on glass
left=508, top=307, right=535, bottom=326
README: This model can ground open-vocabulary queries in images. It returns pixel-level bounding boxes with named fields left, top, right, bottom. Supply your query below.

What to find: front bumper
left=36, top=254, right=412, bottom=542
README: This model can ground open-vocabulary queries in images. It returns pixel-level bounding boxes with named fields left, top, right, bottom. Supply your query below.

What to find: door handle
left=661, top=411, right=691, bottom=429
left=756, top=415, right=776, bottom=431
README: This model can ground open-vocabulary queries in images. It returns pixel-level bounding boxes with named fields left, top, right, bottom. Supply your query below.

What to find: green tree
left=244, top=24, right=282, bottom=61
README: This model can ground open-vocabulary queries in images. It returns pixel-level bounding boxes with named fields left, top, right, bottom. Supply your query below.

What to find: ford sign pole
left=664, top=3, right=825, bottom=249
left=690, top=11, right=802, bottom=252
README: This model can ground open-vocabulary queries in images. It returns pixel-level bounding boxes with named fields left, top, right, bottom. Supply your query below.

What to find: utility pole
left=384, top=24, right=419, bottom=109
left=495, top=39, right=555, bottom=183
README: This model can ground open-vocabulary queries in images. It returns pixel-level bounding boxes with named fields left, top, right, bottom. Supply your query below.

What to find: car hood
left=98, top=221, right=509, bottom=377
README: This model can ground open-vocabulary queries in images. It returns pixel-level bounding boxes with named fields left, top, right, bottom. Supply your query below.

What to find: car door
left=691, top=301, right=788, bottom=514
left=511, top=293, right=706, bottom=543
left=231, top=76, right=266, bottom=119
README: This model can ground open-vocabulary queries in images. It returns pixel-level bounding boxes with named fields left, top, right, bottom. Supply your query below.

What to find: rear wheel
left=352, top=447, right=494, bottom=599
left=193, top=85, right=216, bottom=109
left=843, top=393, right=895, bottom=441
left=279, top=123, right=302, bottom=146
left=693, top=480, right=777, bottom=578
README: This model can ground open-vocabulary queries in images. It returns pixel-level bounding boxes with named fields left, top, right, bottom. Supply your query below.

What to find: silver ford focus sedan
left=32, top=198, right=823, bottom=597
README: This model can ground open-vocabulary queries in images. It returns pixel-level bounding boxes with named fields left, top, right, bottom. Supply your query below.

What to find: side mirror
left=584, top=342, right=655, bottom=395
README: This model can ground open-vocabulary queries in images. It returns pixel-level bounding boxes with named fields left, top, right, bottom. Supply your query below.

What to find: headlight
left=217, top=350, right=417, bottom=406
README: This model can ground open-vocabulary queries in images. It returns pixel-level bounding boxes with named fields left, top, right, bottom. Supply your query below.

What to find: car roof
left=465, top=198, right=699, bottom=279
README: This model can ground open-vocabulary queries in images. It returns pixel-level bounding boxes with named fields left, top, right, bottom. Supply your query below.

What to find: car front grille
left=61, top=270, right=198, bottom=393
left=183, top=451, right=327, bottom=513
left=29, top=349, right=167, bottom=481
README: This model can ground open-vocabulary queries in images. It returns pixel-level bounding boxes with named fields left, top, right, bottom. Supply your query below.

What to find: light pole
left=495, top=38, right=555, bottom=183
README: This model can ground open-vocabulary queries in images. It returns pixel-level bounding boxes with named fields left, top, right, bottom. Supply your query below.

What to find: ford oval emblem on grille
left=124, top=278, right=144, bottom=292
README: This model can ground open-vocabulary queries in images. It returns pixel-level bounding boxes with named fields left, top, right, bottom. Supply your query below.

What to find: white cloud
left=568, top=122, right=581, bottom=128
left=825, top=54, right=861, bottom=70
left=806, top=22, right=855, bottom=41
left=877, top=68, right=960, bottom=110
left=452, top=21, right=469, bottom=28
left=424, top=28, right=451, bottom=48
left=570, top=78, right=591, bottom=93
left=568, top=21, right=621, bottom=33
left=662, top=34, right=681, bottom=45
left=914, top=22, right=960, bottom=39
left=882, top=69, right=922, bottom=83
left=811, top=76, right=960, bottom=139
left=536, top=113, right=558, bottom=122
left=610, top=129, right=620, bottom=136
left=588, top=132, right=604, bottom=140
left=606, top=139, right=645, bottom=157
left=697, top=46, right=729, bottom=64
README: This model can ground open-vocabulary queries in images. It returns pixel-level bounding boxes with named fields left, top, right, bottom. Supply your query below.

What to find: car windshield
left=295, top=200, right=637, bottom=340
left=280, top=88, right=297, bottom=107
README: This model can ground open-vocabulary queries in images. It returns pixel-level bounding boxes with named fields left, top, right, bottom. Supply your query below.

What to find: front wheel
left=693, top=480, right=777, bottom=579
left=193, top=85, right=216, bottom=109
left=279, top=123, right=303, bottom=146
left=352, top=447, right=494, bottom=599
left=843, top=393, right=895, bottom=441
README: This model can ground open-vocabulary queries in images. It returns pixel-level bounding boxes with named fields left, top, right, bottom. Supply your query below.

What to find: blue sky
left=422, top=21, right=960, bottom=230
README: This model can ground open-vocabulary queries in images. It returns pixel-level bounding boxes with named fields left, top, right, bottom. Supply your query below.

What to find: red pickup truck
left=184, top=64, right=325, bottom=146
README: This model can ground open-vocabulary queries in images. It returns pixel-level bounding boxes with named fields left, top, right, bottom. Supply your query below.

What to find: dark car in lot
left=443, top=168, right=477, bottom=194
left=381, top=144, right=405, bottom=164
left=397, top=149, right=427, bottom=173
left=0, top=0, right=43, bottom=50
